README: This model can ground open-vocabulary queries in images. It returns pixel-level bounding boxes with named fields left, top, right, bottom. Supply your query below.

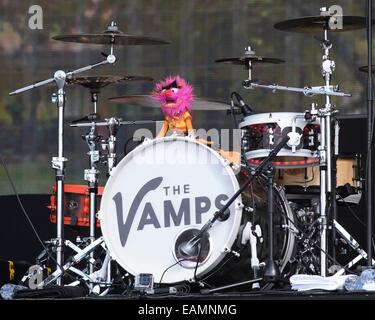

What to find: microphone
left=178, top=239, right=201, bottom=258
left=232, top=92, right=253, bottom=116
left=178, top=231, right=210, bottom=259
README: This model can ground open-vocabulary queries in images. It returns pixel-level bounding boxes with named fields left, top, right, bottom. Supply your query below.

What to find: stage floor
left=12, top=290, right=375, bottom=301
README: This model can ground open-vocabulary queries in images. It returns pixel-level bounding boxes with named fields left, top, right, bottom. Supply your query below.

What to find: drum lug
left=235, top=201, right=244, bottom=210
left=231, top=163, right=241, bottom=172
left=97, top=210, right=103, bottom=220
left=142, top=137, right=152, bottom=145
left=222, top=247, right=240, bottom=258
left=186, top=133, right=196, bottom=141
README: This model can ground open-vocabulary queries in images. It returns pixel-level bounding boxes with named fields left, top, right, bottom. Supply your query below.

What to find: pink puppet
left=152, top=75, right=194, bottom=138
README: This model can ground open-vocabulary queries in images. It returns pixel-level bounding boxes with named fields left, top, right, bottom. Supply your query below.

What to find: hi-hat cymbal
left=108, top=95, right=230, bottom=111
left=53, top=22, right=170, bottom=45
left=274, top=15, right=367, bottom=33
left=67, top=75, right=154, bottom=89
left=358, top=65, right=375, bottom=73
left=215, top=56, right=285, bottom=66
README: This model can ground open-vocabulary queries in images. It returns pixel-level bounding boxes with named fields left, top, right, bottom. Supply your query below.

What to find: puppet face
left=152, top=76, right=194, bottom=118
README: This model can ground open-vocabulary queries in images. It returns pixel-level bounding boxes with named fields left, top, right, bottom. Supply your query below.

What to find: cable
left=158, top=259, right=188, bottom=284
left=0, top=156, right=76, bottom=283
left=193, top=241, right=203, bottom=282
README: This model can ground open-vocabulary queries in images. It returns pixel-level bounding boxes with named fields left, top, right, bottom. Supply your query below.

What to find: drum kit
left=9, top=7, right=375, bottom=295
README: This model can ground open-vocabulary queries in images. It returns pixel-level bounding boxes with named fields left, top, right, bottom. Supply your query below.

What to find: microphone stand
left=9, top=54, right=116, bottom=285
left=366, top=0, right=374, bottom=267
left=180, top=136, right=291, bottom=284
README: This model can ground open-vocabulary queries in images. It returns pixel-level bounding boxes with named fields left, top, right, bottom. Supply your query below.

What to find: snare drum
left=99, top=136, right=296, bottom=284
left=240, top=112, right=320, bottom=168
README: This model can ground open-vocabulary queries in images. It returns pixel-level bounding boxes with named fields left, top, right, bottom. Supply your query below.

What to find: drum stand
left=179, top=136, right=291, bottom=293
left=9, top=52, right=116, bottom=286
left=83, top=122, right=100, bottom=275
left=316, top=24, right=336, bottom=276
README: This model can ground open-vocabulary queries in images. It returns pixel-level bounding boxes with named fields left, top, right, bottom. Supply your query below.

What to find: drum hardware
left=243, top=80, right=351, bottom=98
left=82, top=122, right=101, bottom=276
left=9, top=54, right=116, bottom=285
left=332, top=220, right=375, bottom=276
left=10, top=20, right=168, bottom=287
left=239, top=222, right=262, bottom=289
left=231, top=92, right=253, bottom=117
left=70, top=119, right=162, bottom=176
left=178, top=135, right=290, bottom=293
left=264, top=7, right=368, bottom=277
left=274, top=7, right=374, bottom=269
left=38, top=237, right=111, bottom=289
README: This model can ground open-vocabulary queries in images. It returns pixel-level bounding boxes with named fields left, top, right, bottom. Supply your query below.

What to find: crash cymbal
left=53, top=22, right=170, bottom=45
left=67, top=75, right=154, bottom=89
left=108, top=95, right=230, bottom=111
left=274, top=15, right=367, bottom=33
left=215, top=56, right=285, bottom=66
left=358, top=65, right=375, bottom=73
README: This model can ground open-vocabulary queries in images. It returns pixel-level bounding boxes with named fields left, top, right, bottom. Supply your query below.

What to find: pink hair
left=152, top=75, right=194, bottom=118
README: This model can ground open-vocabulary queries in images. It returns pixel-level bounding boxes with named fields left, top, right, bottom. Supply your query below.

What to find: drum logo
left=112, top=177, right=229, bottom=247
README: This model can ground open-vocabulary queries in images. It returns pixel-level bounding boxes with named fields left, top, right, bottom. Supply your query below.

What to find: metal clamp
left=51, top=157, right=68, bottom=170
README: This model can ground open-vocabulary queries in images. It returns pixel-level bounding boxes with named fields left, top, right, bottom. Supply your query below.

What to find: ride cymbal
left=274, top=15, right=367, bottom=33
left=53, top=22, right=170, bottom=45
left=108, top=95, right=230, bottom=111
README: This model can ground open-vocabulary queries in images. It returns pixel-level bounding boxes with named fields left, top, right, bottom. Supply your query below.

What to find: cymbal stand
left=9, top=52, right=116, bottom=285
left=317, top=7, right=337, bottom=276
left=242, top=45, right=351, bottom=99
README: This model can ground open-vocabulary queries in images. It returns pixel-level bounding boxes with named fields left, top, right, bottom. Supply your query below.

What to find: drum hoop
left=239, top=112, right=319, bottom=128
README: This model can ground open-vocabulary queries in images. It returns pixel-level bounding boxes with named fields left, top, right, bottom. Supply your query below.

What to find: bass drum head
left=201, top=172, right=296, bottom=288
left=99, top=136, right=242, bottom=284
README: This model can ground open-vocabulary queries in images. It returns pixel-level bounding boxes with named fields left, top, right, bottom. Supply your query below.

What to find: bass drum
left=201, top=171, right=296, bottom=288
left=99, top=136, right=296, bottom=286
left=99, top=136, right=243, bottom=284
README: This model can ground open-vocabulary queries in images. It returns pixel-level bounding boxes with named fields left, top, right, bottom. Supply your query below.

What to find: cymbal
left=358, top=65, right=375, bottom=73
left=53, top=23, right=170, bottom=45
left=274, top=15, right=367, bottom=33
left=108, top=95, right=230, bottom=111
left=67, top=75, right=154, bottom=89
left=215, top=56, right=285, bottom=66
